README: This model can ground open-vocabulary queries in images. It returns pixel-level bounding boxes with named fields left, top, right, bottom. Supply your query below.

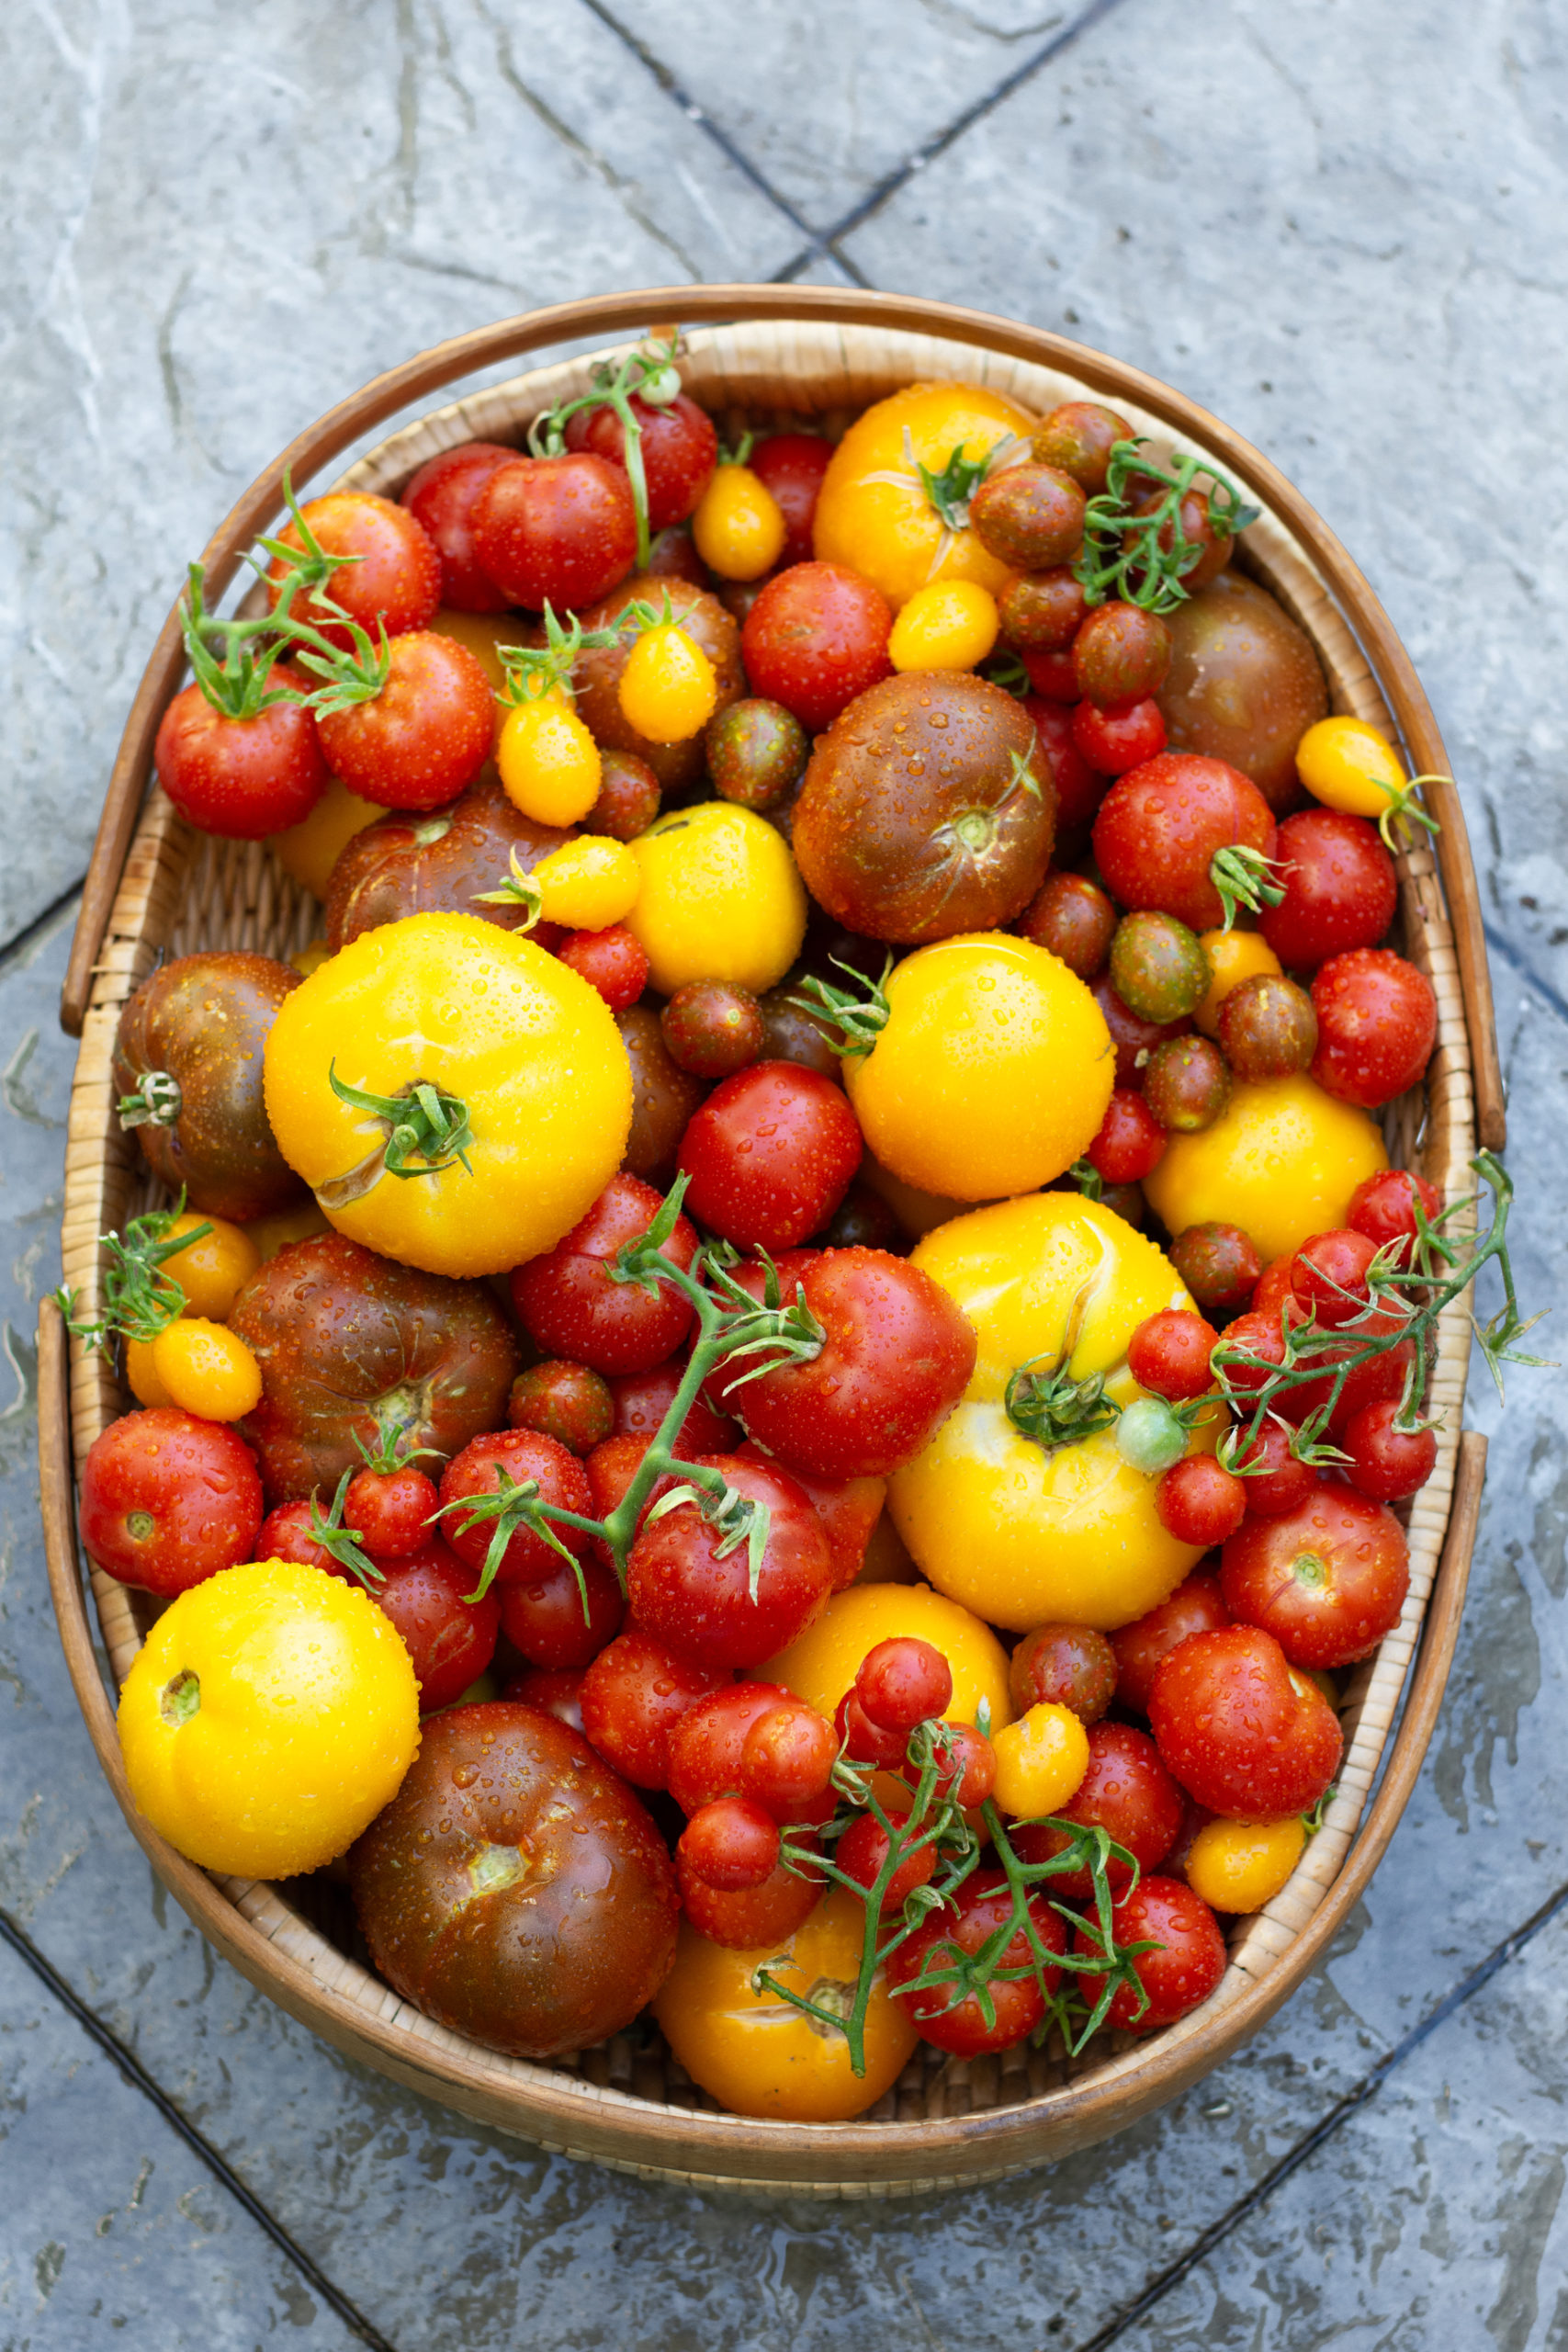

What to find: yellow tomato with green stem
left=888, top=1194, right=1217, bottom=1632
left=263, top=910, right=631, bottom=1278
left=1143, top=1073, right=1388, bottom=1263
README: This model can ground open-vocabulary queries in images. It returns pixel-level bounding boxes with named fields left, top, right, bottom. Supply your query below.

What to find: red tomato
left=498, top=1549, right=625, bottom=1670
left=510, top=1173, right=699, bottom=1376
left=1089, top=970, right=1193, bottom=1088
left=344, top=1463, right=439, bottom=1559
left=1025, top=695, right=1105, bottom=830
left=1218, top=1301, right=1415, bottom=1439
left=740, top=563, right=893, bottom=732
left=677, top=1846, right=822, bottom=1948
left=314, top=633, right=495, bottom=812
left=400, top=441, right=519, bottom=612
left=678, top=1797, right=781, bottom=1891
left=366, top=1536, right=501, bottom=1713
left=1220, top=1486, right=1410, bottom=1668
left=885, top=1868, right=1066, bottom=2056
left=677, top=1064, right=863, bottom=1252
left=1348, top=1168, right=1443, bottom=1264
left=1071, top=696, right=1167, bottom=776
left=1021, top=647, right=1078, bottom=702
left=1147, top=1623, right=1342, bottom=1816
left=1128, top=1309, right=1219, bottom=1401
left=265, top=491, right=442, bottom=650
left=1078, top=1875, right=1226, bottom=2031
left=1291, top=1228, right=1380, bottom=1327
left=1311, top=949, right=1438, bottom=1108
left=564, top=393, right=718, bottom=528
left=1341, top=1398, right=1438, bottom=1502
left=1009, top=1624, right=1117, bottom=1724
left=708, top=1247, right=976, bottom=1480
left=507, top=1360, right=615, bottom=1456
left=739, top=1699, right=838, bottom=1820
left=503, top=1664, right=587, bottom=1736
left=472, top=453, right=637, bottom=611
left=750, top=433, right=833, bottom=566
left=667, top=1681, right=795, bottom=1815
left=1015, top=1722, right=1184, bottom=1895
left=626, top=1453, right=833, bottom=1669
left=256, top=1498, right=337, bottom=1573
left=734, top=1441, right=885, bottom=1591
left=1086, top=1088, right=1168, bottom=1183
left=79, top=1408, right=263, bottom=1596
left=437, top=1429, right=593, bottom=1589
left=556, top=924, right=650, bottom=1012
left=154, top=673, right=326, bottom=840
left=1111, top=1570, right=1230, bottom=1714
left=1091, top=753, right=1277, bottom=933
left=580, top=1626, right=728, bottom=1789
left=1156, top=1455, right=1247, bottom=1546
left=1224, top=1418, right=1322, bottom=1517
left=1259, top=810, right=1398, bottom=967
left=609, top=1356, right=739, bottom=1454
left=837, top=1809, right=935, bottom=1911
left=857, top=1636, right=953, bottom=1734
left=583, top=1434, right=677, bottom=1573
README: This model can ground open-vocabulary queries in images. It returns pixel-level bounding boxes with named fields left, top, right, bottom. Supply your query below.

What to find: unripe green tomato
left=1110, top=910, right=1211, bottom=1024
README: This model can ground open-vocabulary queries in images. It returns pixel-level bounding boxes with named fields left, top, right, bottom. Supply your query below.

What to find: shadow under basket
left=42, top=290, right=1497, bottom=2197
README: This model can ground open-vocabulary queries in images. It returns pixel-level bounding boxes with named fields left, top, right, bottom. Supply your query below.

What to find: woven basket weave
left=43, top=298, right=1493, bottom=2195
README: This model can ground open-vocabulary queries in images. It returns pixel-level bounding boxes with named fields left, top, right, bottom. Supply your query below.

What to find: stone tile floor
left=4, top=1, right=1566, bottom=2343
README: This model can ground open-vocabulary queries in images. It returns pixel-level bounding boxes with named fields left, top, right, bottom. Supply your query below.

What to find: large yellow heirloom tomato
left=845, top=934, right=1113, bottom=1201
left=813, top=381, right=1035, bottom=610
left=118, top=1559, right=420, bottom=1878
left=1144, top=1073, right=1389, bottom=1263
left=626, top=801, right=807, bottom=996
left=264, top=910, right=631, bottom=1278
left=889, top=1195, right=1213, bottom=1632
left=763, top=1582, right=1013, bottom=1733
left=653, top=1889, right=918, bottom=2120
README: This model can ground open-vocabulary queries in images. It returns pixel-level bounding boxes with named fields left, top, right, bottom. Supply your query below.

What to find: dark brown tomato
left=705, top=698, right=809, bottom=810
left=587, top=748, right=661, bottom=842
left=113, top=952, right=308, bottom=1223
left=347, top=1702, right=679, bottom=2059
left=756, top=985, right=843, bottom=1081
left=1157, top=571, right=1329, bottom=813
left=1168, top=1221, right=1262, bottom=1316
left=323, top=778, right=573, bottom=952
left=996, top=566, right=1087, bottom=652
left=1217, top=972, right=1319, bottom=1081
left=1144, top=1035, right=1232, bottom=1133
left=228, top=1232, right=521, bottom=1503
left=792, top=672, right=1055, bottom=944
left=645, top=525, right=711, bottom=587
left=1032, top=401, right=1134, bottom=494
left=571, top=574, right=744, bottom=794
left=1089, top=969, right=1193, bottom=1090
left=1073, top=603, right=1172, bottom=709
left=615, top=1006, right=709, bottom=1184
left=1016, top=872, right=1116, bottom=978
left=1008, top=1623, right=1117, bottom=1724
left=968, top=462, right=1086, bottom=571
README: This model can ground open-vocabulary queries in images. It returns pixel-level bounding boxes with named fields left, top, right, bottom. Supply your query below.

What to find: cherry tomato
left=436, top=1429, right=592, bottom=1590
left=255, top=1498, right=336, bottom=1574
left=1168, top=1221, right=1262, bottom=1316
left=836, top=1809, right=935, bottom=1911
left=678, top=1796, right=780, bottom=1890
left=151, top=1318, right=263, bottom=1422
left=1220, top=1486, right=1410, bottom=1668
left=998, top=566, right=1087, bottom=652
left=617, top=1006, right=708, bottom=1184
left=498, top=1548, right=624, bottom=1670
left=315, top=632, right=495, bottom=813
left=472, top=453, right=637, bottom=611
left=661, top=981, right=765, bottom=1079
left=564, top=391, right=718, bottom=529
left=886, top=1868, right=1065, bottom=2056
left=964, top=462, right=1081, bottom=571
left=1027, top=695, right=1104, bottom=830
left=400, top=441, right=519, bottom=612
left=1111, top=1569, right=1230, bottom=1714
left=507, top=1360, right=615, bottom=1455
left=1016, top=872, right=1115, bottom=978
left=1148, top=1623, right=1342, bottom=1816
left=1194, top=929, right=1283, bottom=1037
left=1144, top=1035, right=1232, bottom=1134
left=1032, top=401, right=1134, bottom=492
left=674, top=1848, right=823, bottom=1951
left=1015, top=1721, right=1184, bottom=1894
left=1008, top=1623, right=1117, bottom=1724
left=344, top=1462, right=439, bottom=1559
left=155, top=673, right=326, bottom=840
left=735, top=1445, right=886, bottom=1593
left=1156, top=1455, right=1247, bottom=1545
left=1089, top=969, right=1193, bottom=1088
left=677, top=1063, right=863, bottom=1252
left=618, top=620, right=718, bottom=743
left=579, top=1626, right=728, bottom=1790
left=667, top=1681, right=795, bottom=1815
left=1311, top=948, right=1438, bottom=1108
left=991, top=1700, right=1090, bottom=1816
left=1086, top=1089, right=1168, bottom=1184
left=750, top=434, right=833, bottom=567
left=931, top=1720, right=998, bottom=1806
left=78, top=1408, right=263, bottom=1597
left=266, top=491, right=441, bottom=649
left=856, top=1635, right=953, bottom=1733
left=504, top=1665, right=587, bottom=1736
left=1072, top=695, right=1168, bottom=776
left=1021, top=647, right=1081, bottom=704
left=366, top=1536, right=501, bottom=1713
left=608, top=1356, right=739, bottom=1454
left=834, top=1687, right=907, bottom=1768
left=1185, top=1813, right=1305, bottom=1914
left=1092, top=753, right=1278, bottom=933
left=1348, top=1168, right=1443, bottom=1266
left=739, top=1699, right=838, bottom=1821
left=1341, top=1398, right=1438, bottom=1502
left=693, top=463, right=787, bottom=581
left=556, top=924, right=649, bottom=1013
left=740, top=563, right=894, bottom=733
left=1224, top=1416, right=1321, bottom=1517
left=1127, top=1308, right=1219, bottom=1402
left=1291, top=1228, right=1380, bottom=1326
left=509, top=1172, right=699, bottom=1376
left=1259, top=810, right=1398, bottom=967
left=587, top=748, right=661, bottom=841
left=1074, top=603, right=1171, bottom=708
left=626, top=1453, right=833, bottom=1669
left=705, top=697, right=809, bottom=811
left=1078, top=1875, right=1226, bottom=2031
left=888, top=578, right=999, bottom=673
left=1132, top=484, right=1234, bottom=597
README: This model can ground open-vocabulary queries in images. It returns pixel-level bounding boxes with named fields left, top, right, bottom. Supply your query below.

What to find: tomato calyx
left=321, top=1065, right=475, bottom=1204
left=179, top=563, right=306, bottom=722
left=531, top=337, right=683, bottom=570
left=306, top=1468, right=384, bottom=1589
left=53, top=1192, right=214, bottom=1353
left=275, top=595, right=392, bottom=718
left=1371, top=774, right=1445, bottom=854
left=496, top=603, right=617, bottom=710
left=354, top=1420, right=441, bottom=1478
left=255, top=469, right=364, bottom=609
left=433, top=1464, right=595, bottom=1606
left=914, top=439, right=996, bottom=533
left=1076, top=439, right=1258, bottom=613
left=645, top=1475, right=773, bottom=1602
left=118, top=1069, right=184, bottom=1130
left=1209, top=842, right=1287, bottom=933
left=785, top=955, right=894, bottom=1061
left=471, top=845, right=544, bottom=931
left=1006, top=1355, right=1121, bottom=1452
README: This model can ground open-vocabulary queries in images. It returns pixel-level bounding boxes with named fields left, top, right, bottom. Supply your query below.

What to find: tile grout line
left=0, top=1904, right=403, bottom=2352
left=1071, top=1872, right=1568, bottom=2349
left=0, top=872, right=87, bottom=983
left=771, top=0, right=1134, bottom=284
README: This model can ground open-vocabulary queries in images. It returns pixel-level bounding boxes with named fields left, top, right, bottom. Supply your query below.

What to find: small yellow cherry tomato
left=117, top=1558, right=421, bottom=1877
left=626, top=801, right=807, bottom=995
left=1185, top=1815, right=1306, bottom=1914
left=124, top=1336, right=174, bottom=1408
left=269, top=774, right=381, bottom=899
left=692, top=464, right=787, bottom=581
left=530, top=835, right=640, bottom=932
left=617, top=623, right=718, bottom=742
left=1194, top=929, right=1282, bottom=1036
left=1295, top=716, right=1407, bottom=823
left=888, top=579, right=999, bottom=673
left=1143, top=1073, right=1389, bottom=1263
left=497, top=694, right=603, bottom=826
left=763, top=1581, right=1013, bottom=1734
left=991, top=1702, right=1090, bottom=1818
left=163, top=1211, right=262, bottom=1321
left=151, top=1317, right=264, bottom=1421
left=653, top=1889, right=919, bottom=2120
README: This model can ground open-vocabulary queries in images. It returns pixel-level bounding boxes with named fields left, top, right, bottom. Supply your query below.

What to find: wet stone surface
left=5, top=1, right=1567, bottom=2344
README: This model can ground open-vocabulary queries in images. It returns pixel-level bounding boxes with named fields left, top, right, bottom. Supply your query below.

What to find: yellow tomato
left=763, top=1582, right=1012, bottom=1733
left=269, top=774, right=381, bottom=899
left=692, top=464, right=787, bottom=581
left=1144, top=1074, right=1389, bottom=1263
left=889, top=1195, right=1214, bottom=1632
left=497, top=695, right=603, bottom=826
left=124, top=1336, right=174, bottom=1408
left=1194, top=929, right=1281, bottom=1036
left=118, top=1558, right=420, bottom=1877
left=888, top=579, right=999, bottom=673
left=626, top=802, right=807, bottom=995
left=617, top=623, right=718, bottom=742
left=243, top=1197, right=332, bottom=1260
left=1295, top=716, right=1406, bottom=822
left=531, top=835, right=640, bottom=931
left=291, top=941, right=332, bottom=979
left=652, top=1889, right=919, bottom=2121
left=151, top=1317, right=264, bottom=1421
left=163, top=1211, right=261, bottom=1321
left=1185, top=1815, right=1306, bottom=1914
left=814, top=380, right=1035, bottom=609
left=263, top=911, right=632, bottom=1277
left=992, top=1703, right=1090, bottom=1818
left=844, top=933, right=1113, bottom=1201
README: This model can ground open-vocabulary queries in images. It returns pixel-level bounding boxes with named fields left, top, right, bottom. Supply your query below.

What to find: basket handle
left=59, top=283, right=1504, bottom=1150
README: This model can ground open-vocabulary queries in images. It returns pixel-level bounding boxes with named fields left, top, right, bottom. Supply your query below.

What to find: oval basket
left=42, top=289, right=1498, bottom=2197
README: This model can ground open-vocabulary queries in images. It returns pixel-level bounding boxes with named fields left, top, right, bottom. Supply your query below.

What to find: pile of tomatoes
left=73, top=345, right=1463, bottom=2124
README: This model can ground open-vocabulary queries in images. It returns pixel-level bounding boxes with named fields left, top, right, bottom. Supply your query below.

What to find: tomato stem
left=1075, top=439, right=1258, bottom=613
left=52, top=1192, right=212, bottom=1354
left=531, top=337, right=683, bottom=574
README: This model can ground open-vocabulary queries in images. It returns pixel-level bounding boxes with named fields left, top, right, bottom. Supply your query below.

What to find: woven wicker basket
left=41, top=290, right=1498, bottom=2196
